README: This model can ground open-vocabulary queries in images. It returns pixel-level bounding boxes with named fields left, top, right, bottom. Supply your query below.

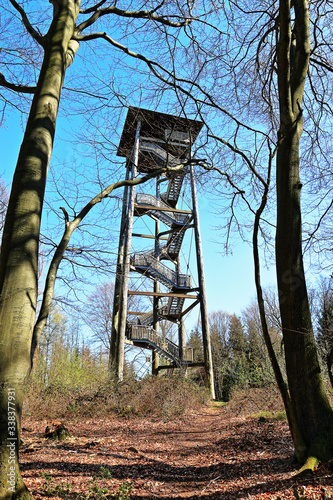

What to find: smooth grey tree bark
left=275, top=0, right=333, bottom=468
left=0, top=1, right=192, bottom=497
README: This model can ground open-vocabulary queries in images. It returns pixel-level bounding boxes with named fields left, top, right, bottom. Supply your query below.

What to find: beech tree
left=2, top=3, right=333, bottom=498
left=274, top=0, right=333, bottom=467
left=0, top=1, right=195, bottom=497
left=316, top=279, right=333, bottom=388
left=0, top=178, right=8, bottom=236
left=163, top=0, right=333, bottom=468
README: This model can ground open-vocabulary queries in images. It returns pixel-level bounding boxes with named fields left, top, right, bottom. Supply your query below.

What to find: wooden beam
left=158, top=224, right=194, bottom=238
left=190, top=163, right=215, bottom=400
left=157, top=362, right=205, bottom=371
left=179, top=299, right=200, bottom=319
left=128, top=290, right=198, bottom=299
left=135, top=203, right=192, bottom=214
left=132, top=233, right=168, bottom=240
left=186, top=362, right=206, bottom=368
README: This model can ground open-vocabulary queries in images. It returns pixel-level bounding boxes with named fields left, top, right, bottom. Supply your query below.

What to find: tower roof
left=117, top=107, right=203, bottom=159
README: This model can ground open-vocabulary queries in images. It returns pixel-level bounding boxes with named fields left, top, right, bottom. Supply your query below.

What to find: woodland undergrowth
left=24, top=374, right=210, bottom=421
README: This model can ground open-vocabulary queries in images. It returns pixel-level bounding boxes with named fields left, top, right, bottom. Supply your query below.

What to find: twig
left=200, top=476, right=221, bottom=495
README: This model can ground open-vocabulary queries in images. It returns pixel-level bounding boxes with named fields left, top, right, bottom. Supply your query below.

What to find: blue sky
left=0, top=110, right=277, bottom=326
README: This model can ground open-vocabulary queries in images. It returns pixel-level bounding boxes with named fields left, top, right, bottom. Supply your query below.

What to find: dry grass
left=23, top=375, right=209, bottom=421
left=226, top=384, right=285, bottom=416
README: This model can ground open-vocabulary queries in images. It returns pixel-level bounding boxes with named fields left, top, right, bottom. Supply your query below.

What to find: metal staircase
left=113, top=107, right=211, bottom=376
left=126, top=324, right=194, bottom=363
left=131, top=251, right=191, bottom=290
left=139, top=138, right=189, bottom=208
left=129, top=161, right=194, bottom=365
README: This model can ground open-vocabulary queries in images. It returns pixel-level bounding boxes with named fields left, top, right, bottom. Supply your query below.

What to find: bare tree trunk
left=0, top=2, right=79, bottom=497
left=252, top=149, right=306, bottom=457
left=276, top=0, right=333, bottom=466
left=327, top=349, right=333, bottom=390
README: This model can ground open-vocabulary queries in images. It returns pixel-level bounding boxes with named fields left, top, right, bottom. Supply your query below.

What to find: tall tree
left=146, top=0, right=333, bottom=466
left=0, top=178, right=8, bottom=236
left=227, top=314, right=248, bottom=388
left=85, top=282, right=115, bottom=356
left=242, top=303, right=271, bottom=387
left=275, top=0, right=333, bottom=467
left=0, top=2, right=194, bottom=497
left=316, top=280, right=333, bottom=388
left=209, top=310, right=231, bottom=401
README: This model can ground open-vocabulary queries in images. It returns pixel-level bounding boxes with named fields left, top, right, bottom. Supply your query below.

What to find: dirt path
left=20, top=406, right=333, bottom=499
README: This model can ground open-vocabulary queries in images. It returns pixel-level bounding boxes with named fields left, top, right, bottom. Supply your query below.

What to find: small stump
left=44, top=421, right=71, bottom=441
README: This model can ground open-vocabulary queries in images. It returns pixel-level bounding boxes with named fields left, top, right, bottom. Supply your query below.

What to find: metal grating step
left=166, top=228, right=187, bottom=260
left=167, top=295, right=186, bottom=316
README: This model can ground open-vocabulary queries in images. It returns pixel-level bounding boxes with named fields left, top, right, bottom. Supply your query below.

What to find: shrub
left=226, top=385, right=285, bottom=416
left=23, top=374, right=209, bottom=421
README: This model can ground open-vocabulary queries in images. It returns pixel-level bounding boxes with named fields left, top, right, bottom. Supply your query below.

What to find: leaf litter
left=20, top=405, right=333, bottom=499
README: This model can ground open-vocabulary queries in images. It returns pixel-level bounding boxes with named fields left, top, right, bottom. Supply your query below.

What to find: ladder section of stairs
left=165, top=295, right=186, bottom=317
left=131, top=251, right=191, bottom=290
left=162, top=167, right=189, bottom=208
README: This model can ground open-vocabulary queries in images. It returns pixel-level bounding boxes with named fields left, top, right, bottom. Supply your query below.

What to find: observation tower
left=111, top=107, right=215, bottom=398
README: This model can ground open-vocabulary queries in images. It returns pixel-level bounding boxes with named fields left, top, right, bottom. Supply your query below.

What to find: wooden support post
left=177, top=255, right=186, bottom=363
left=152, top=176, right=160, bottom=376
left=190, top=163, right=216, bottom=400
left=112, top=120, right=141, bottom=382
left=110, top=161, right=130, bottom=377
left=152, top=350, right=159, bottom=376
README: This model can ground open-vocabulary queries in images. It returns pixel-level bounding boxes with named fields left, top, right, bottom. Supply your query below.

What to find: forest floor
left=20, top=402, right=333, bottom=500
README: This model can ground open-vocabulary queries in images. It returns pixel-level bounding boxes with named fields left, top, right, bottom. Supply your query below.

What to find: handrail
left=131, top=252, right=191, bottom=289
left=135, top=193, right=189, bottom=225
left=127, top=324, right=180, bottom=361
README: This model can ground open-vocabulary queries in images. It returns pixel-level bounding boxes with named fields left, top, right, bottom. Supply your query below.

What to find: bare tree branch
left=76, top=3, right=191, bottom=34
left=9, top=0, right=45, bottom=47
left=0, top=72, right=36, bottom=94
left=32, top=161, right=192, bottom=357
left=74, top=31, right=269, bottom=138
